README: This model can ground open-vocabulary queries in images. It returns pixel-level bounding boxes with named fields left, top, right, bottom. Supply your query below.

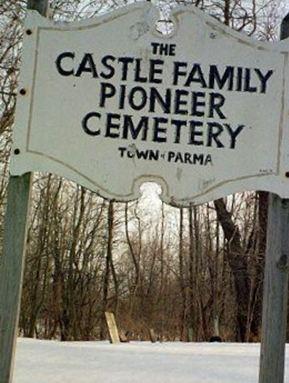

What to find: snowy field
left=14, top=338, right=289, bottom=383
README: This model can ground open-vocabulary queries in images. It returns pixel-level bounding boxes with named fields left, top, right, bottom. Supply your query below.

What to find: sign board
left=10, top=3, right=289, bottom=205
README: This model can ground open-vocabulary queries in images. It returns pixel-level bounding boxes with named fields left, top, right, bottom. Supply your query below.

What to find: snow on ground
left=14, top=338, right=289, bottom=383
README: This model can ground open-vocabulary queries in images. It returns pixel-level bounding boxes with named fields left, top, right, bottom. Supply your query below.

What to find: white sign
left=10, top=3, right=289, bottom=205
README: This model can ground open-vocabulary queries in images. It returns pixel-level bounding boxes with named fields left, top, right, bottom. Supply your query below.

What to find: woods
left=0, top=0, right=287, bottom=344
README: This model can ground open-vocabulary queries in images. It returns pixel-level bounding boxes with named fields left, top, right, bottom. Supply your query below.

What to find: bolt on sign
left=11, top=3, right=289, bottom=205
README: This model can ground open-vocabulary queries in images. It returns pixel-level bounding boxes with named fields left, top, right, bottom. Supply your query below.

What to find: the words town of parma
left=55, top=42, right=274, bottom=157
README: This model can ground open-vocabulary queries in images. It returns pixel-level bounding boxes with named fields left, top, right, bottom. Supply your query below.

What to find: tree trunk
left=214, top=198, right=250, bottom=341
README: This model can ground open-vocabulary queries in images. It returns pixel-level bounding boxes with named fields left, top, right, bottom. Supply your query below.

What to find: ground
left=14, top=339, right=289, bottom=383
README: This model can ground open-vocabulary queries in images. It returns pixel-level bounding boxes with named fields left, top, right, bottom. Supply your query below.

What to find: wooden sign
left=10, top=3, right=289, bottom=205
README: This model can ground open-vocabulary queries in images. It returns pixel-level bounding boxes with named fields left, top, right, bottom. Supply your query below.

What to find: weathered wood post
left=0, top=1, right=49, bottom=382
left=258, top=17, right=289, bottom=382
left=259, top=195, right=289, bottom=383
left=105, top=312, right=121, bottom=344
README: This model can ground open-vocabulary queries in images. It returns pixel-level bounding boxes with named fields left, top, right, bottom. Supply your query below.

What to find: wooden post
left=213, top=315, right=220, bottom=337
left=0, top=2, right=49, bottom=383
left=258, top=195, right=289, bottom=383
left=0, top=175, right=32, bottom=382
left=258, top=195, right=289, bottom=382
left=105, top=312, right=120, bottom=344
left=258, top=15, right=289, bottom=383
left=149, top=328, right=157, bottom=343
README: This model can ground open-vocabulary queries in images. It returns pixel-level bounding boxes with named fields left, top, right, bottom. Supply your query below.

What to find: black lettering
left=149, top=150, right=159, bottom=160
left=209, top=93, right=226, bottom=119
left=136, top=149, right=149, bottom=160
left=184, top=153, right=192, bottom=164
left=224, top=124, right=245, bottom=149
left=169, top=44, right=176, bottom=56
left=135, top=59, right=147, bottom=82
left=149, top=60, right=164, bottom=83
left=193, top=154, right=204, bottom=165
left=100, top=55, right=116, bottom=79
left=118, top=57, right=134, bottom=81
left=171, top=119, right=187, bottom=144
left=185, top=64, right=207, bottom=88
left=174, top=152, right=183, bottom=163
left=236, top=67, right=243, bottom=91
left=174, top=90, right=189, bottom=115
left=159, top=44, right=170, bottom=55
left=189, top=120, right=204, bottom=145
left=153, top=117, right=167, bottom=143
left=128, top=86, right=147, bottom=110
left=254, top=69, right=274, bottom=93
left=204, top=154, right=212, bottom=165
left=244, top=68, right=257, bottom=92
left=75, top=53, right=98, bottom=78
left=149, top=88, right=171, bottom=114
left=173, top=62, right=187, bottom=85
left=207, top=122, right=224, bottom=148
left=122, top=115, right=149, bottom=140
left=151, top=42, right=159, bottom=55
left=105, top=113, right=120, bottom=138
left=55, top=52, right=75, bottom=76
left=191, top=92, right=205, bottom=117
left=208, top=65, right=234, bottom=91
left=99, top=83, right=116, bottom=107
left=82, top=112, right=101, bottom=136
left=168, top=151, right=175, bottom=162
left=119, top=85, right=126, bottom=109
left=119, top=147, right=127, bottom=157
